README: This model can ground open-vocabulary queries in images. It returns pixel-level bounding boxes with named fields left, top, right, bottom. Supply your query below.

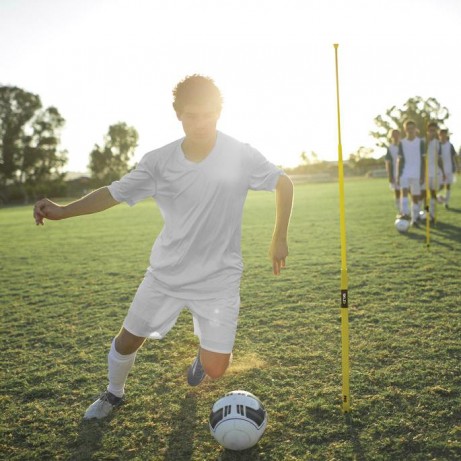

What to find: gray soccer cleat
left=83, top=391, right=123, bottom=420
left=187, top=349, right=206, bottom=386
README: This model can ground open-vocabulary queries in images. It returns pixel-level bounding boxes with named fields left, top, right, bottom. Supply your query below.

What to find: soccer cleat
left=396, top=213, right=411, bottom=221
left=445, top=204, right=449, bottom=209
left=83, top=391, right=123, bottom=420
left=187, top=349, right=206, bottom=386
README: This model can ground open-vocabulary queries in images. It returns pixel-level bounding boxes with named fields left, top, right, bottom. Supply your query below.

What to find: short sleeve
left=108, top=152, right=157, bottom=206
left=246, top=145, right=284, bottom=191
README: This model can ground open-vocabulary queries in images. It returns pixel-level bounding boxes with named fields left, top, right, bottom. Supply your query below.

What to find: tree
left=88, top=122, right=139, bottom=185
left=0, top=86, right=67, bottom=203
left=370, top=96, right=449, bottom=149
left=348, top=146, right=382, bottom=175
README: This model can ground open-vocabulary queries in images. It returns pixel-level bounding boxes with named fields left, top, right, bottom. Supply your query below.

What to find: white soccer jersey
left=427, top=138, right=440, bottom=177
left=400, top=137, right=423, bottom=179
left=440, top=141, right=455, bottom=175
left=108, top=131, right=283, bottom=299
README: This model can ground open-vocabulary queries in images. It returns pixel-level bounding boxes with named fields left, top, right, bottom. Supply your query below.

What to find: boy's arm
left=384, top=149, right=393, bottom=183
left=270, top=174, right=294, bottom=276
left=34, top=186, right=120, bottom=225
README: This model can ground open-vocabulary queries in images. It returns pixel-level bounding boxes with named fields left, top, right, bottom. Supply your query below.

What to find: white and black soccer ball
left=395, top=217, right=410, bottom=233
left=209, top=390, right=267, bottom=451
left=419, top=210, right=426, bottom=221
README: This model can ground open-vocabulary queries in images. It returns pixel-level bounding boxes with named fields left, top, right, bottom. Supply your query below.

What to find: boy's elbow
left=276, top=174, right=293, bottom=192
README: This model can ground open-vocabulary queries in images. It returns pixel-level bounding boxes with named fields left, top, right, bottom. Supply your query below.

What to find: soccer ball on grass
left=395, top=217, right=410, bottom=233
left=209, top=390, right=267, bottom=451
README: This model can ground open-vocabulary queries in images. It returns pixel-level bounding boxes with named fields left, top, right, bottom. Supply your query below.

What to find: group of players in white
left=385, top=120, right=459, bottom=227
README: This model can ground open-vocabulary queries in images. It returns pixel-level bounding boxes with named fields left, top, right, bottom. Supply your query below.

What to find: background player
left=439, top=129, right=459, bottom=209
left=397, top=120, right=426, bottom=226
left=385, top=129, right=401, bottom=213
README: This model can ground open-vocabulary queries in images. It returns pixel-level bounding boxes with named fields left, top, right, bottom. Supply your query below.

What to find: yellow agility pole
left=333, top=43, right=351, bottom=413
left=425, top=134, right=431, bottom=248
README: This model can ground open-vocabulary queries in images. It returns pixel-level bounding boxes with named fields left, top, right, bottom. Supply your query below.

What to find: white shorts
left=400, top=177, right=421, bottom=195
left=426, top=175, right=443, bottom=191
left=123, top=272, right=240, bottom=354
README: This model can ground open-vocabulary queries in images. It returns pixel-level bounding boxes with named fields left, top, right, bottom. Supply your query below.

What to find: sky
left=1, top=0, right=460, bottom=172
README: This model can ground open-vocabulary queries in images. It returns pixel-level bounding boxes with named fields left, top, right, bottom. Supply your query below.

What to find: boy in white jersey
left=397, top=120, right=426, bottom=226
left=439, top=129, right=459, bottom=209
left=33, top=75, right=294, bottom=419
left=385, top=129, right=401, bottom=212
left=424, top=121, right=442, bottom=222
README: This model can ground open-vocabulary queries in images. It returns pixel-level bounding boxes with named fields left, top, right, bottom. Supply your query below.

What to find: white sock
left=429, top=198, right=435, bottom=217
left=412, top=203, right=420, bottom=221
left=401, top=197, right=410, bottom=215
left=107, top=339, right=137, bottom=398
left=446, top=190, right=451, bottom=205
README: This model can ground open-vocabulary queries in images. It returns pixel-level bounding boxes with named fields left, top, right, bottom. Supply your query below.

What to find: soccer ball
left=395, top=217, right=410, bottom=233
left=419, top=210, right=426, bottom=221
left=209, top=390, right=267, bottom=451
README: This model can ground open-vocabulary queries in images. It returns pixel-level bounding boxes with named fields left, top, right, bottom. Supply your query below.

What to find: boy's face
left=391, top=131, right=400, bottom=143
left=177, top=102, right=221, bottom=142
left=440, top=131, right=448, bottom=142
left=405, top=123, right=416, bottom=138
left=428, top=126, right=438, bottom=139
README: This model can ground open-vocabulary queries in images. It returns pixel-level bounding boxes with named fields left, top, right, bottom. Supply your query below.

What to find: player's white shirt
left=427, top=138, right=441, bottom=177
left=440, top=141, right=454, bottom=175
left=108, top=131, right=283, bottom=299
left=400, top=137, right=422, bottom=179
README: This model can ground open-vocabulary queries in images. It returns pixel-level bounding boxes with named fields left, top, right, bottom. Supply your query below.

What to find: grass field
left=1, top=178, right=460, bottom=461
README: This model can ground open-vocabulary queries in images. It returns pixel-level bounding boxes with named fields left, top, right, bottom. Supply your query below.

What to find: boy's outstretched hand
left=33, top=199, right=64, bottom=225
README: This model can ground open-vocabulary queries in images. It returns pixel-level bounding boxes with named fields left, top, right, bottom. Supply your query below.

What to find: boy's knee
left=115, top=328, right=145, bottom=355
left=203, top=363, right=228, bottom=380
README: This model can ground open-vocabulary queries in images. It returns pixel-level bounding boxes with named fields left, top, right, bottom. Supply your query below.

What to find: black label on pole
left=341, top=290, right=348, bottom=308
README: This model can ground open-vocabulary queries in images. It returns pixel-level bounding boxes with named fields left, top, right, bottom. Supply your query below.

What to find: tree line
left=0, top=86, right=138, bottom=204
left=1, top=86, right=456, bottom=203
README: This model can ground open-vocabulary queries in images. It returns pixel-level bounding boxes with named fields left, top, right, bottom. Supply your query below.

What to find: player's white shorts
left=123, top=271, right=240, bottom=354
left=399, top=177, right=421, bottom=195
left=425, top=174, right=443, bottom=190
left=443, top=172, right=454, bottom=185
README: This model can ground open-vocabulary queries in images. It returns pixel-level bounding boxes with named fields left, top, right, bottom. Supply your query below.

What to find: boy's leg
left=400, top=188, right=410, bottom=217
left=107, top=328, right=145, bottom=397
left=445, top=183, right=451, bottom=207
left=188, top=294, right=239, bottom=385
left=84, top=328, right=145, bottom=420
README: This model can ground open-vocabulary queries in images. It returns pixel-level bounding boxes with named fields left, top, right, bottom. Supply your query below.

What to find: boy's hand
left=33, top=199, right=65, bottom=225
left=270, top=238, right=288, bottom=276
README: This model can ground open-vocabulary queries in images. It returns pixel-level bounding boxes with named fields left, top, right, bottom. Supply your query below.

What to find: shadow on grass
left=215, top=447, right=263, bottom=460
left=163, top=392, right=197, bottom=461
left=430, top=221, right=461, bottom=244
left=345, top=413, right=366, bottom=461
left=69, top=418, right=105, bottom=461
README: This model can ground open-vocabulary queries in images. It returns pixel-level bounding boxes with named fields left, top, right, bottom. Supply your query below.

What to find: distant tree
left=348, top=146, right=382, bottom=175
left=0, top=86, right=67, bottom=203
left=300, top=150, right=319, bottom=165
left=370, top=96, right=449, bottom=149
left=88, top=122, right=138, bottom=185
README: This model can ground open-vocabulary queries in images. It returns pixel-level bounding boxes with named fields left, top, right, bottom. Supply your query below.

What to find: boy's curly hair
left=173, top=74, right=223, bottom=114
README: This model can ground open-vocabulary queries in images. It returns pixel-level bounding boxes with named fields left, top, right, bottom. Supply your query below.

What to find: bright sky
left=1, top=0, right=460, bottom=172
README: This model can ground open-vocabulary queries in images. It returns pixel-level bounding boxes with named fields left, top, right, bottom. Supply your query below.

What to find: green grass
left=1, top=178, right=460, bottom=460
